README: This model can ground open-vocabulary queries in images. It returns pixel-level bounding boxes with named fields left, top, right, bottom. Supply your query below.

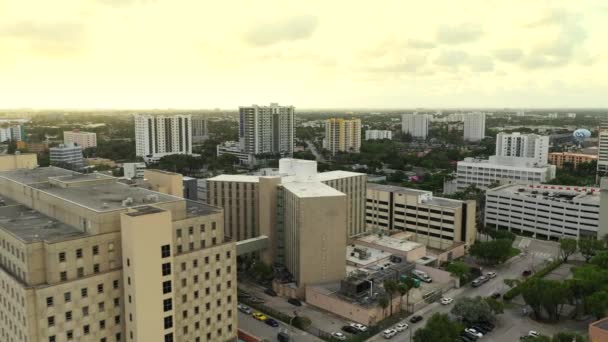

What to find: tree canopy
left=450, top=297, right=496, bottom=324
left=413, top=313, right=462, bottom=342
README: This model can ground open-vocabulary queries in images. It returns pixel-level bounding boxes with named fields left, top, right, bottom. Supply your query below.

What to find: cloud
left=243, top=14, right=319, bottom=47
left=468, top=55, right=494, bottom=72
left=436, top=23, right=483, bottom=44
left=407, top=38, right=435, bottom=49
left=0, top=21, right=85, bottom=55
left=95, top=0, right=158, bottom=7
left=434, top=49, right=469, bottom=66
left=493, top=48, right=524, bottom=62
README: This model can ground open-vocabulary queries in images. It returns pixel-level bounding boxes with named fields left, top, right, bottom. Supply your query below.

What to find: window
left=193, top=275, right=199, bottom=284
left=98, top=284, right=104, bottom=293
left=82, top=306, right=89, bottom=316
left=92, top=245, right=99, bottom=255
left=76, top=248, right=83, bottom=258
left=98, top=302, right=105, bottom=312
left=201, top=240, right=206, bottom=248
left=189, top=242, right=194, bottom=250
left=200, top=224, right=205, bottom=232
left=188, top=227, right=193, bottom=235
left=182, top=310, right=188, bottom=318
left=181, top=278, right=187, bottom=287
left=162, top=280, right=172, bottom=294
left=84, top=325, right=90, bottom=335
left=94, top=264, right=100, bottom=273
left=212, top=222, right=216, bottom=230
left=67, top=330, right=73, bottom=340
left=193, top=259, right=198, bottom=268
left=48, top=316, right=55, bottom=327
left=115, top=315, right=120, bottom=324
left=163, top=298, right=172, bottom=312
left=177, top=245, right=183, bottom=254
left=100, top=320, right=106, bottom=329
left=226, top=251, right=231, bottom=259
left=164, top=316, right=173, bottom=329
left=204, top=256, right=209, bottom=264
left=215, top=253, right=220, bottom=261
left=212, top=237, right=217, bottom=245
left=77, top=267, right=84, bottom=278
left=114, top=298, right=120, bottom=307
left=113, top=279, right=119, bottom=289
left=161, top=245, right=170, bottom=258
left=162, top=263, right=171, bottom=276
left=46, top=296, right=54, bottom=307
left=164, top=333, right=174, bottom=342
left=64, top=292, right=71, bottom=302
left=176, top=229, right=182, bottom=238
left=60, top=271, right=67, bottom=281
left=216, top=269, right=220, bottom=276
left=58, top=252, right=66, bottom=263
left=65, top=311, right=72, bottom=321
left=49, top=336, right=56, bottom=342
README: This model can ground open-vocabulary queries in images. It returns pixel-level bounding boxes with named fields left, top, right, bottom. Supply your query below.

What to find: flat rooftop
left=357, top=233, right=423, bottom=252
left=0, top=205, right=85, bottom=243
left=318, top=170, right=366, bottom=181
left=206, top=174, right=260, bottom=183
left=367, top=183, right=464, bottom=208
left=0, top=167, right=74, bottom=184
left=489, top=184, right=600, bottom=205
left=346, top=245, right=392, bottom=267
left=185, top=200, right=222, bottom=218
left=282, top=181, right=345, bottom=198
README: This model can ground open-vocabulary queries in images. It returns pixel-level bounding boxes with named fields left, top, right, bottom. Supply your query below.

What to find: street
left=238, top=311, right=323, bottom=342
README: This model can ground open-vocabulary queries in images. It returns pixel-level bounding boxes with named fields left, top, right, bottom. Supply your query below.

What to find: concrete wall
left=258, top=177, right=280, bottom=264
left=353, top=239, right=427, bottom=262
left=0, top=153, right=37, bottom=171
left=144, top=169, right=183, bottom=198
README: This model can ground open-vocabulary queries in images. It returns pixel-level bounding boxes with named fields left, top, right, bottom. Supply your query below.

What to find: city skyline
left=1, top=1, right=607, bottom=109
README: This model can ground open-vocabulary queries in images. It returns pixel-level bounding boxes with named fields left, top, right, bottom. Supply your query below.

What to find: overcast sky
left=1, top=0, right=607, bottom=109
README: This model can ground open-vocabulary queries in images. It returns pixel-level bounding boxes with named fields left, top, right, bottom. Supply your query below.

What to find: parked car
left=412, top=269, right=433, bottom=283
left=471, top=278, right=484, bottom=287
left=237, top=303, right=251, bottom=314
left=394, top=323, right=409, bottom=332
left=522, top=270, right=532, bottom=277
left=490, top=292, right=501, bottom=299
left=486, top=271, right=497, bottom=279
left=341, top=325, right=360, bottom=334
left=409, top=315, right=423, bottom=323
left=460, top=333, right=478, bottom=342
left=331, top=332, right=347, bottom=341
left=287, top=298, right=302, bottom=306
left=349, top=323, right=368, bottom=332
left=264, top=288, right=278, bottom=297
left=382, top=329, right=397, bottom=339
left=465, top=328, right=483, bottom=338
left=265, top=318, right=279, bottom=327
left=440, top=297, right=454, bottom=305
left=477, top=321, right=495, bottom=331
left=472, top=325, right=490, bottom=334
left=277, top=331, right=291, bottom=342
left=252, top=312, right=267, bottom=321
left=528, top=330, right=540, bottom=337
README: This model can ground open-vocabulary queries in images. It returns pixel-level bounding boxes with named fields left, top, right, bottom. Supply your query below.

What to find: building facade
left=123, top=162, right=146, bottom=179
left=134, top=114, right=193, bottom=162
left=50, top=143, right=85, bottom=169
left=463, top=113, right=485, bottom=142
left=485, top=184, right=600, bottom=240
left=0, top=124, right=24, bottom=142
left=0, top=164, right=237, bottom=342
left=191, top=117, right=209, bottom=143
left=239, top=103, right=294, bottom=156
left=598, top=127, right=608, bottom=176
left=494, top=132, right=549, bottom=166
left=548, top=152, right=598, bottom=169
left=364, top=130, right=392, bottom=141
left=63, top=130, right=97, bottom=149
left=401, top=113, right=430, bottom=139
left=323, top=118, right=362, bottom=154
left=365, top=184, right=476, bottom=251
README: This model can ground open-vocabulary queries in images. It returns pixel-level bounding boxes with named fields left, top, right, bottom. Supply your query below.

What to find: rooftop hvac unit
left=122, top=197, right=134, bottom=206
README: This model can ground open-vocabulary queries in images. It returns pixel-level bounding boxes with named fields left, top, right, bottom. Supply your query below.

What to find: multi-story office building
left=191, top=117, right=209, bottom=143
left=548, top=152, right=598, bottom=169
left=323, top=118, right=361, bottom=154
left=0, top=162, right=237, bottom=342
left=455, top=157, right=556, bottom=191
left=485, top=184, right=600, bottom=240
left=600, top=178, right=608, bottom=239
left=50, top=142, right=85, bottom=169
left=366, top=184, right=476, bottom=251
left=0, top=124, right=24, bottom=142
left=64, top=130, right=97, bottom=149
left=598, top=124, right=608, bottom=176
left=134, top=114, right=193, bottom=162
left=239, top=103, right=294, bottom=156
left=216, top=141, right=256, bottom=167
left=463, top=113, right=486, bottom=142
left=401, top=113, right=430, bottom=139
left=208, top=159, right=351, bottom=296
left=123, top=162, right=146, bottom=179
left=365, top=130, right=392, bottom=141
left=494, top=132, right=549, bottom=166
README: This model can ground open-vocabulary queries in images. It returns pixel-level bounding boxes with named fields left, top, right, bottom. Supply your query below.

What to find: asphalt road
left=238, top=310, right=323, bottom=342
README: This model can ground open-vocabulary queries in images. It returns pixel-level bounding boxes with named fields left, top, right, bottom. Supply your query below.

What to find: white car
left=237, top=303, right=251, bottom=314
left=487, top=271, right=497, bottom=279
left=394, top=323, right=409, bottom=332
left=331, top=332, right=347, bottom=340
left=383, top=329, right=397, bottom=339
left=465, top=328, right=484, bottom=338
left=349, top=323, right=368, bottom=332
left=440, top=297, right=454, bottom=305
left=528, top=330, right=540, bottom=337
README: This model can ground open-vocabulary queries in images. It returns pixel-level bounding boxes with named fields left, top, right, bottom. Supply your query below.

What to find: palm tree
left=402, top=277, right=416, bottom=312
left=378, top=295, right=390, bottom=319
left=383, top=280, right=398, bottom=316
left=397, top=283, right=410, bottom=313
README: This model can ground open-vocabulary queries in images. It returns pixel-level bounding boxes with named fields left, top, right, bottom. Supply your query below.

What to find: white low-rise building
left=456, top=157, right=556, bottom=191
left=485, top=184, right=600, bottom=240
left=123, top=162, right=146, bottom=179
left=365, top=130, right=392, bottom=141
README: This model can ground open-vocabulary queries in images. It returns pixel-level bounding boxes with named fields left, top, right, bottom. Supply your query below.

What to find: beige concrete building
left=0, top=153, right=38, bottom=171
left=64, top=130, right=97, bottom=149
left=144, top=169, right=184, bottom=198
left=323, top=118, right=361, bottom=155
left=366, top=184, right=476, bottom=253
left=548, top=152, right=597, bottom=169
left=0, top=164, right=237, bottom=342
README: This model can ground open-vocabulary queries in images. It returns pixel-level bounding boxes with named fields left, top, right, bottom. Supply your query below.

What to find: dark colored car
left=264, top=288, right=278, bottom=297
left=522, top=270, right=532, bottom=277
left=490, top=292, right=501, bottom=299
left=277, top=331, right=291, bottom=342
left=409, top=315, right=423, bottom=323
left=287, top=298, right=302, bottom=306
left=472, top=325, right=490, bottom=334
left=476, top=321, right=495, bottom=331
left=341, top=326, right=360, bottom=334
left=265, top=318, right=279, bottom=327
left=459, top=333, right=477, bottom=342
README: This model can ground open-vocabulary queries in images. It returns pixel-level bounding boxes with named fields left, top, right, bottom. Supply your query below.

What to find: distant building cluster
left=63, top=129, right=97, bottom=149
left=0, top=124, right=24, bottom=142
left=401, top=113, right=430, bottom=139
left=365, top=130, right=392, bottom=141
